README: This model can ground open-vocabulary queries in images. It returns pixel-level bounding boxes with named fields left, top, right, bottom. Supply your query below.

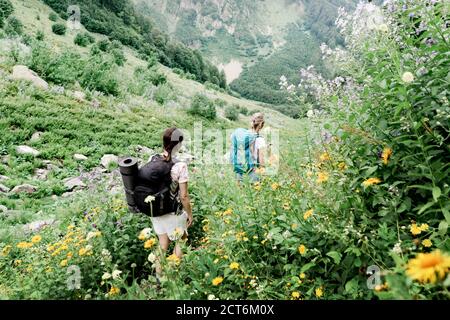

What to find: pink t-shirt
left=171, top=161, right=189, bottom=184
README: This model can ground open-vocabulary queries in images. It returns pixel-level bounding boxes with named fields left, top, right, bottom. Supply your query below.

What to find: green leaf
left=326, top=251, right=342, bottom=264
left=438, top=221, right=448, bottom=236
left=432, top=187, right=441, bottom=201
left=300, top=262, right=316, bottom=273
left=417, top=201, right=435, bottom=215
left=345, top=278, right=359, bottom=294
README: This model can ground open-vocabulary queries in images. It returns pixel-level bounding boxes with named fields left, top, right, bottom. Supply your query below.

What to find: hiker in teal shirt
left=230, top=113, right=266, bottom=183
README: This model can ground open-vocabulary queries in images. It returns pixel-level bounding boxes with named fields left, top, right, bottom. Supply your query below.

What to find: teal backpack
left=230, top=128, right=259, bottom=174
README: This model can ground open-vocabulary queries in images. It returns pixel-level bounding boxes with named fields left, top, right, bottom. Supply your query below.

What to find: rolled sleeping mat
left=118, top=157, right=139, bottom=213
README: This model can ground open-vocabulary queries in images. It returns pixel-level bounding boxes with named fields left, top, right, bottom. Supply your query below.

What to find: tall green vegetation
left=231, top=27, right=327, bottom=106
left=0, top=0, right=13, bottom=28
left=188, top=93, right=216, bottom=120
left=41, top=0, right=226, bottom=89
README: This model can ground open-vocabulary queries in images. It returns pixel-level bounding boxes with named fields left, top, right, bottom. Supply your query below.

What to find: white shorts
left=150, top=211, right=188, bottom=241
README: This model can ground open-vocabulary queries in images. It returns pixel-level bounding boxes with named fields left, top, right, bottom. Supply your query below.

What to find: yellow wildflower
left=381, top=147, right=393, bottom=165
left=229, top=262, right=240, bottom=270
left=291, top=223, right=298, bottom=230
left=109, top=286, right=120, bottom=296
left=60, top=259, right=68, bottom=267
left=31, top=235, right=42, bottom=243
left=79, top=247, right=88, bottom=256
left=422, top=239, right=432, bottom=248
left=1, top=245, right=12, bottom=256
left=406, top=250, right=450, bottom=284
left=291, top=291, right=300, bottom=299
left=271, top=182, right=280, bottom=191
left=338, top=162, right=347, bottom=171
left=167, top=253, right=181, bottom=265
left=67, top=252, right=73, bottom=259
left=317, top=172, right=329, bottom=183
left=319, top=152, right=331, bottom=162
left=362, top=177, right=381, bottom=187
left=254, top=183, right=261, bottom=191
left=212, top=277, right=223, bottom=286
left=300, top=273, right=306, bottom=279
left=410, top=224, right=422, bottom=236
left=419, top=223, right=429, bottom=232
left=223, top=208, right=233, bottom=216
left=144, top=238, right=157, bottom=249
left=298, top=245, right=307, bottom=255
left=315, top=287, right=324, bottom=298
left=303, top=209, right=314, bottom=220
left=17, top=242, right=33, bottom=249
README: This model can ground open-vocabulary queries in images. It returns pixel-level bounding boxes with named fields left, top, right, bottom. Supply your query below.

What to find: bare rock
left=16, top=145, right=40, bottom=157
left=91, top=99, right=101, bottom=108
left=0, top=175, right=9, bottom=182
left=23, top=219, right=56, bottom=233
left=34, top=168, right=49, bottom=180
left=64, top=177, right=86, bottom=191
left=11, top=184, right=38, bottom=194
left=101, top=154, right=118, bottom=168
left=0, top=183, right=10, bottom=193
left=1, top=155, right=9, bottom=164
left=73, top=90, right=86, bottom=102
left=11, top=65, right=48, bottom=90
left=0, top=205, right=8, bottom=213
left=74, top=153, right=88, bottom=161
left=51, top=85, right=65, bottom=95
left=30, top=131, right=43, bottom=142
left=136, top=145, right=154, bottom=156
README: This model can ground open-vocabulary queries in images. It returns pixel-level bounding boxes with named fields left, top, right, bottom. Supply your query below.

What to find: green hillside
left=0, top=0, right=449, bottom=301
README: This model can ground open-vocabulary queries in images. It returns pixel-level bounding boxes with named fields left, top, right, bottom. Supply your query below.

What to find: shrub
left=97, top=39, right=111, bottom=52
left=110, top=48, right=126, bottom=66
left=188, top=94, right=216, bottom=120
left=36, top=30, right=45, bottom=41
left=80, top=55, right=119, bottom=96
left=0, top=0, right=13, bottom=28
left=74, top=32, right=95, bottom=47
left=238, top=105, right=249, bottom=115
left=4, top=16, right=23, bottom=36
left=153, top=83, right=174, bottom=105
left=224, top=105, right=239, bottom=121
left=48, top=12, right=58, bottom=22
left=51, top=23, right=66, bottom=36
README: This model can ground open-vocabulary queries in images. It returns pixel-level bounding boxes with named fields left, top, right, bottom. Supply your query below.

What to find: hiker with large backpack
left=134, top=128, right=193, bottom=273
left=230, top=112, right=266, bottom=183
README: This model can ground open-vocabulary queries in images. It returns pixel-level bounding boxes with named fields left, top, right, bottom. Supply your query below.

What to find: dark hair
left=163, top=127, right=184, bottom=162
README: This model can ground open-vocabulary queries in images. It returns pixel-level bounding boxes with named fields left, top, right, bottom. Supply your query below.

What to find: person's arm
left=179, top=182, right=193, bottom=228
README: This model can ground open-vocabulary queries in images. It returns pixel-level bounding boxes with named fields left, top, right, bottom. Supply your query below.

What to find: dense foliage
left=0, top=0, right=13, bottom=28
left=41, top=0, right=226, bottom=89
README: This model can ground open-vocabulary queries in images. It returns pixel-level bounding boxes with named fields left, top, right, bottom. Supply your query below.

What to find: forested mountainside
left=134, top=0, right=358, bottom=109
left=42, top=0, right=227, bottom=89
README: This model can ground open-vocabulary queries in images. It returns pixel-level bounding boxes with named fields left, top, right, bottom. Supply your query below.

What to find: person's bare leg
left=156, top=233, right=170, bottom=276
left=173, top=232, right=188, bottom=259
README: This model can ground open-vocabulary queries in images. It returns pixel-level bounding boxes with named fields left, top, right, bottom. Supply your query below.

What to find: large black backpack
left=134, top=154, right=181, bottom=217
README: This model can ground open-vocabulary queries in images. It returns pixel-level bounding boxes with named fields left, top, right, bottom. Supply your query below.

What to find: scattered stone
left=136, top=145, right=154, bottom=156
left=51, top=85, right=65, bottom=95
left=91, top=99, right=101, bottom=108
left=23, top=219, right=56, bottom=233
left=16, top=145, right=40, bottom=157
left=73, top=90, right=86, bottom=102
left=0, top=183, right=10, bottom=193
left=1, top=155, right=9, bottom=164
left=34, top=168, right=49, bottom=180
left=30, top=131, right=43, bottom=142
left=51, top=195, right=58, bottom=200
left=0, top=175, right=9, bottom=181
left=0, top=205, right=7, bottom=213
left=101, top=154, right=118, bottom=168
left=11, top=184, right=38, bottom=194
left=11, top=65, right=49, bottom=90
left=63, top=177, right=86, bottom=191
left=74, top=153, right=88, bottom=161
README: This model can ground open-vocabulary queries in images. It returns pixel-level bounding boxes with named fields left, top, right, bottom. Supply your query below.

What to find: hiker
left=134, top=128, right=193, bottom=271
left=230, top=112, right=266, bottom=183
